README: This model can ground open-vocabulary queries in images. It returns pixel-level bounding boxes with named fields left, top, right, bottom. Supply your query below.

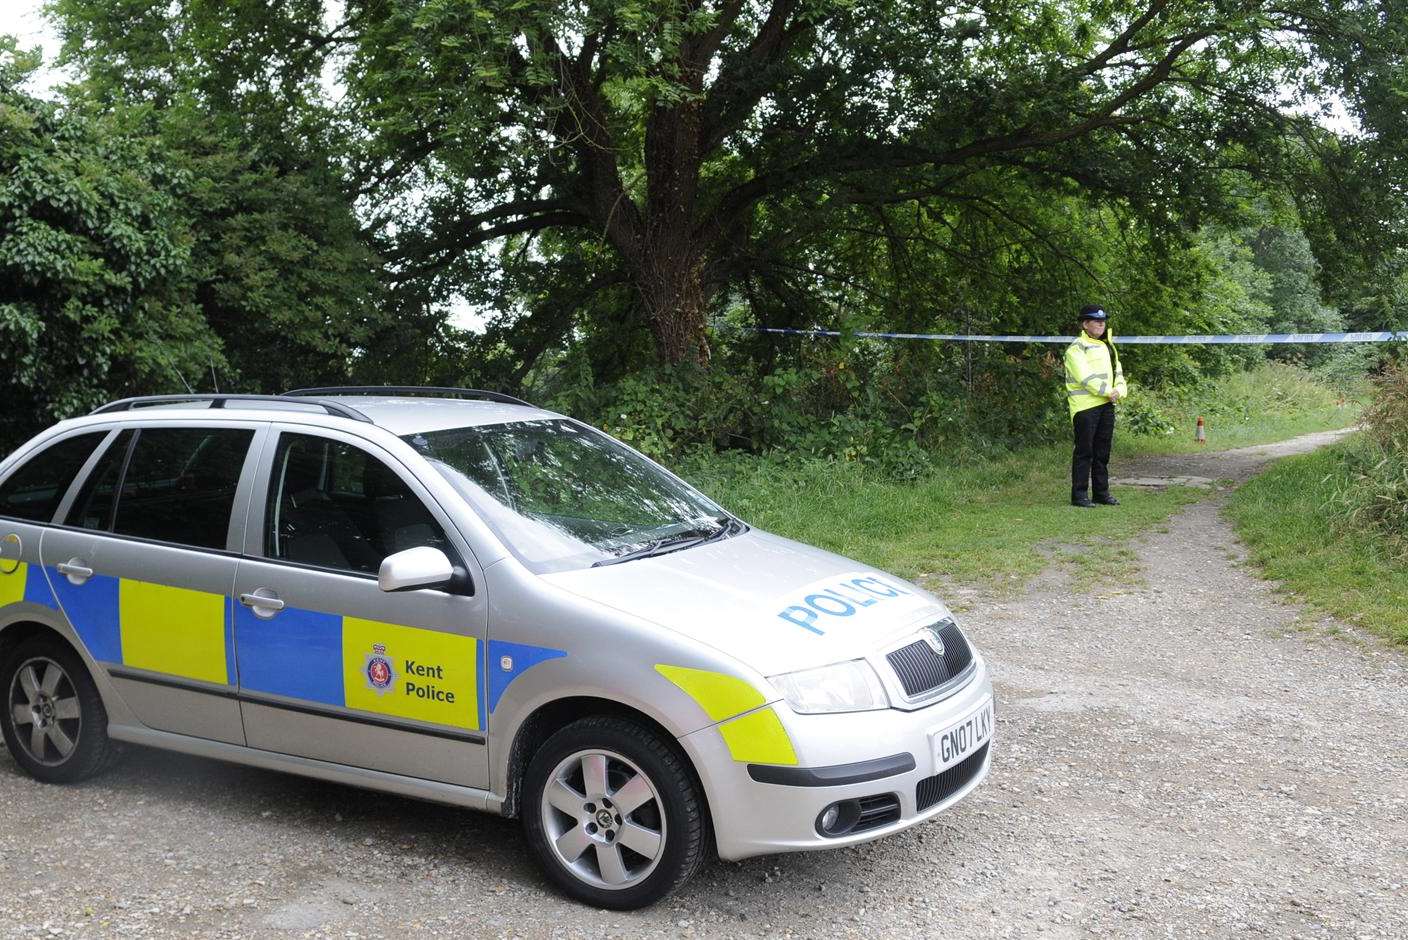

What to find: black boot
left=1094, top=493, right=1120, bottom=505
left=1071, top=494, right=1096, bottom=508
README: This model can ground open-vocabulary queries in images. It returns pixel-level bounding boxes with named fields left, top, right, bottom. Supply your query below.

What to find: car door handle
left=57, top=560, right=94, bottom=584
left=238, top=592, right=285, bottom=612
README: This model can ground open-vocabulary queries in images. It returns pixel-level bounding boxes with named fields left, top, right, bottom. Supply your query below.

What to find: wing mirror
left=377, top=547, right=473, bottom=595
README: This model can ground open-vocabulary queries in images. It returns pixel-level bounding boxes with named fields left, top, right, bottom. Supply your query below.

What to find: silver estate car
left=0, top=388, right=994, bottom=908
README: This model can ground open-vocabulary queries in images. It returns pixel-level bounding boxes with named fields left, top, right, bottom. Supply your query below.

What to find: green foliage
left=0, top=39, right=220, bottom=450
left=1328, top=360, right=1408, bottom=554
left=48, top=0, right=1408, bottom=367
left=172, top=120, right=387, bottom=392
left=51, top=0, right=389, bottom=394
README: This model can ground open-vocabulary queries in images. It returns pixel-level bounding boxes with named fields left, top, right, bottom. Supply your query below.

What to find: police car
left=0, top=388, right=993, bottom=908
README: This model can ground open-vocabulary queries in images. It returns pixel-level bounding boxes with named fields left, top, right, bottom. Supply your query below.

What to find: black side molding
left=747, top=752, right=916, bottom=787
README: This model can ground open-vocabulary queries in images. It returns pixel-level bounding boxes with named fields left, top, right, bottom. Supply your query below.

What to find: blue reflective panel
left=23, top=565, right=57, bottom=610
left=487, top=640, right=567, bottom=714
left=234, top=604, right=344, bottom=706
left=50, top=571, right=122, bottom=663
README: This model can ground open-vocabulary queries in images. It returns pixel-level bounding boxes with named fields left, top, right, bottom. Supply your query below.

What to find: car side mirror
left=377, top=547, right=473, bottom=595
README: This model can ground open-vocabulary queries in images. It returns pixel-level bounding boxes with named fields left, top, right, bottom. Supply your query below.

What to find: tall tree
left=49, top=1, right=1408, bottom=367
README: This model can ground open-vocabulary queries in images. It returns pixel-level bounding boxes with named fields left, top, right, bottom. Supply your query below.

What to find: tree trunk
left=636, top=235, right=711, bottom=366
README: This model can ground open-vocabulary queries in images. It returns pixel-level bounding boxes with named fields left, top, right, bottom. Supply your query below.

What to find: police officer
left=1064, top=304, right=1127, bottom=507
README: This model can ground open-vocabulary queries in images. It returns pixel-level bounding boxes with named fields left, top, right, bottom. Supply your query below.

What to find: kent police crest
left=365, top=643, right=397, bottom=695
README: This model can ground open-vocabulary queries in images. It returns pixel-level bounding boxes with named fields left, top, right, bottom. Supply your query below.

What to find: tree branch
left=698, top=0, right=812, bottom=155
left=710, top=26, right=1215, bottom=231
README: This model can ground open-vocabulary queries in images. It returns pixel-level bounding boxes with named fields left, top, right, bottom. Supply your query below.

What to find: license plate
left=931, top=697, right=993, bottom=773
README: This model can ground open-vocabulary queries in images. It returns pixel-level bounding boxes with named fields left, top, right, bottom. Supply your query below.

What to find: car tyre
left=0, top=636, right=115, bottom=783
left=522, top=715, right=707, bottom=909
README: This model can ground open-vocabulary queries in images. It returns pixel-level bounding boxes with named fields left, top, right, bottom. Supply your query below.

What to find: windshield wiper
left=591, top=517, right=740, bottom=567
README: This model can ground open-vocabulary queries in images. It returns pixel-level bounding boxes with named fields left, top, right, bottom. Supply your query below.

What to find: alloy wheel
left=9, top=657, right=82, bottom=766
left=539, top=748, right=666, bottom=890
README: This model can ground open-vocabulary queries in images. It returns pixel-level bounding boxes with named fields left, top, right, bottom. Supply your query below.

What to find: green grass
left=1227, top=439, right=1408, bottom=646
left=1117, top=362, right=1364, bottom=457
left=685, top=446, right=1202, bottom=589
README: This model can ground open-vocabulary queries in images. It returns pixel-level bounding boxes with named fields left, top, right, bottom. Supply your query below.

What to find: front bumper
left=681, top=655, right=994, bottom=861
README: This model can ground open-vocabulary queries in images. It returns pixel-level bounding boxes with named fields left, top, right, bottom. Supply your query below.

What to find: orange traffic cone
left=1195, top=415, right=1206, bottom=445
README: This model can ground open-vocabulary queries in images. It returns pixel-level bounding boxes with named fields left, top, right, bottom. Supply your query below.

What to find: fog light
left=815, top=800, right=861, bottom=837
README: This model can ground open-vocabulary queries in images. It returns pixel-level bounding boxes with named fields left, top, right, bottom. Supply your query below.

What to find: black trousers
left=1071, top=402, right=1116, bottom=499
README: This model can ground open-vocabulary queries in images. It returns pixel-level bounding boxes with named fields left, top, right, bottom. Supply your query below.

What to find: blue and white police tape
left=752, top=327, right=1408, bottom=344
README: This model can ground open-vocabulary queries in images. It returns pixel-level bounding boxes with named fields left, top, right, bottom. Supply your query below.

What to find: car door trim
left=238, top=691, right=486, bottom=744
left=107, top=665, right=240, bottom=699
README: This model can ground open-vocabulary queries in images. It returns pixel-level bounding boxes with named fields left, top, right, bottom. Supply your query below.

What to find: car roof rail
left=283, top=385, right=535, bottom=408
left=91, top=394, right=374, bottom=423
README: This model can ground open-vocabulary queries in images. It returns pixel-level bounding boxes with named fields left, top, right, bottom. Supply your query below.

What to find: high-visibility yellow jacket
left=1064, top=328, right=1127, bottom=417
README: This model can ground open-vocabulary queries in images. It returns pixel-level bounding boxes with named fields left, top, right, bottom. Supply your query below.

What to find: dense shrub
left=543, top=326, right=1365, bottom=487
left=1333, top=360, right=1408, bottom=555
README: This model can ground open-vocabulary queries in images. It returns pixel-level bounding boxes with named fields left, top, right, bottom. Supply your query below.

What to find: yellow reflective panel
left=718, top=706, right=798, bottom=765
left=654, top=664, right=766, bottom=723
left=0, top=562, right=27, bottom=607
left=342, top=617, right=478, bottom=731
left=118, top=580, right=227, bottom=684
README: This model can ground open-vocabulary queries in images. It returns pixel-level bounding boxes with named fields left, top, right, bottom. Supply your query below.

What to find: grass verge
left=1227, top=439, right=1408, bottom=646
left=1117, top=361, right=1364, bottom=456
left=685, top=446, right=1202, bottom=590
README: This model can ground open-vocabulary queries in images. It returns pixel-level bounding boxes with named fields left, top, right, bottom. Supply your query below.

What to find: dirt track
left=0, top=429, right=1403, bottom=938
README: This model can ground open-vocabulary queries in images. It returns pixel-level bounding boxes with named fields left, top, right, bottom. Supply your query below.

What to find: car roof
left=319, top=395, right=562, bottom=435
left=63, top=394, right=565, bottom=439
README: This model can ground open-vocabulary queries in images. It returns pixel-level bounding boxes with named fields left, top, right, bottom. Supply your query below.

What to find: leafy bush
left=1331, top=360, right=1408, bottom=555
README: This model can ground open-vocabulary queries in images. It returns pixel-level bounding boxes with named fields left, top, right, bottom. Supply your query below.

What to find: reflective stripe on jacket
left=1063, top=328, right=1128, bottom=417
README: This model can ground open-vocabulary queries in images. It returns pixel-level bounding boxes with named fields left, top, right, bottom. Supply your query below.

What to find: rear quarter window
left=0, top=432, right=107, bottom=523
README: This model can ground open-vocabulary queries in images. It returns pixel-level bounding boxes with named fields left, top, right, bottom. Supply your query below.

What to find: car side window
left=0, top=432, right=108, bottom=523
left=110, top=427, right=254, bottom=550
left=265, top=433, right=452, bottom=575
left=63, top=429, right=136, bottom=532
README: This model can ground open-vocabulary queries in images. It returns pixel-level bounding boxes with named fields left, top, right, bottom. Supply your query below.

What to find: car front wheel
left=522, top=716, right=707, bottom=909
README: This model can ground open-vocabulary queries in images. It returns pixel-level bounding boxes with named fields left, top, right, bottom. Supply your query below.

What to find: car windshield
left=403, top=419, right=737, bottom=573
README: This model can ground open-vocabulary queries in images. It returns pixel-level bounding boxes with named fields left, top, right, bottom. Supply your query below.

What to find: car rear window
left=0, top=432, right=107, bottom=523
left=110, top=427, right=254, bottom=550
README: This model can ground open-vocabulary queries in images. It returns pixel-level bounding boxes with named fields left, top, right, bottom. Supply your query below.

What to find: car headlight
left=769, top=659, right=890, bottom=714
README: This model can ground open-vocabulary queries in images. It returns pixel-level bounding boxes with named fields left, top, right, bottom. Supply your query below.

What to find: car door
left=41, top=422, right=267, bottom=744
left=232, top=425, right=489, bottom=789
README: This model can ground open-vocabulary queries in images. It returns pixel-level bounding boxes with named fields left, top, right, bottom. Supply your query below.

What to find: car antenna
left=209, top=359, right=220, bottom=393
left=172, top=367, right=194, bottom=394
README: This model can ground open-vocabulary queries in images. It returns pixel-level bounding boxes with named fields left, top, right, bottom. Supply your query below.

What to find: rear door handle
left=57, top=560, right=94, bottom=584
left=239, top=591, right=286, bottom=616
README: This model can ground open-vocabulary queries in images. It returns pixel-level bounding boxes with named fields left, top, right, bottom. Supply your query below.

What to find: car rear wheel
left=522, top=716, right=707, bottom=909
left=0, top=637, right=114, bottom=783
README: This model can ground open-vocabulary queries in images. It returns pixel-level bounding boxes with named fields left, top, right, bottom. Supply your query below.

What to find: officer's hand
left=1109, top=390, right=1122, bottom=402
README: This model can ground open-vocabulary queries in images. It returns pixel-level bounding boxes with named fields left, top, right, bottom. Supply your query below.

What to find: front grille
left=886, top=619, right=974, bottom=698
left=852, top=794, right=902, bottom=834
left=915, top=742, right=989, bottom=812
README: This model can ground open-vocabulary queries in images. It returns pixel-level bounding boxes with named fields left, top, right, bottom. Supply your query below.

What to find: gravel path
left=2, top=429, right=1404, bottom=938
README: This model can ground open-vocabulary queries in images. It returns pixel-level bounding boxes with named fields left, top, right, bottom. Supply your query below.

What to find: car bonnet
left=539, top=528, right=952, bottom=677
